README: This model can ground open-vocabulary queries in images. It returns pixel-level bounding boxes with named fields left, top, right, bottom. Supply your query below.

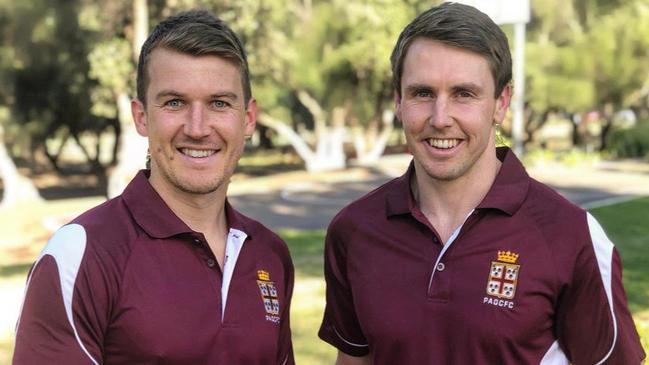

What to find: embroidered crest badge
left=486, top=251, right=520, bottom=300
left=257, top=270, right=280, bottom=323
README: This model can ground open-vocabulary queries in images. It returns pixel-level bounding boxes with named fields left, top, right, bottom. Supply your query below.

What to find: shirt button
left=436, top=262, right=445, bottom=271
left=206, top=258, right=216, bottom=268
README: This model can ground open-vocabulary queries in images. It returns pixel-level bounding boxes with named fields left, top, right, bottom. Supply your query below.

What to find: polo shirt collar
left=122, top=170, right=253, bottom=238
left=385, top=147, right=529, bottom=217
left=476, top=147, right=530, bottom=215
left=385, top=162, right=417, bottom=217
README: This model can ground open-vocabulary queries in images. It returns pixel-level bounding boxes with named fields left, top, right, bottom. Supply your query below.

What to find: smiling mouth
left=179, top=148, right=217, bottom=158
left=426, top=138, right=460, bottom=149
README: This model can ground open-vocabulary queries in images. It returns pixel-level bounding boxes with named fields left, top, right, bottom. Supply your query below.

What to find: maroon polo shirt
left=13, top=170, right=294, bottom=365
left=319, top=147, right=645, bottom=364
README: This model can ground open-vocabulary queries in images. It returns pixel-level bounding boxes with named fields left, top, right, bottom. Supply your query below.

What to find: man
left=13, top=10, right=294, bottom=365
left=318, top=3, right=645, bottom=364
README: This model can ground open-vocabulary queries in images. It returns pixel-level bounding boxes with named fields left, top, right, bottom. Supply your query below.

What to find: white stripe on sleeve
left=587, top=212, right=617, bottom=365
left=16, top=224, right=99, bottom=365
left=539, top=340, right=569, bottom=365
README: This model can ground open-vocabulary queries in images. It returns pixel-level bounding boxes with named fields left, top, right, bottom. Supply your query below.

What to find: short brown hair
left=136, top=10, right=251, bottom=105
left=390, top=2, right=512, bottom=98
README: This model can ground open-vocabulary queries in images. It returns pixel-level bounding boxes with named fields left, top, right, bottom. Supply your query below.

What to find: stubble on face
left=150, top=144, right=241, bottom=195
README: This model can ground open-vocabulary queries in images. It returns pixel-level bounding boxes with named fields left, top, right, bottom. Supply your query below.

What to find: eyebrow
left=154, top=90, right=239, bottom=101
left=452, top=82, right=483, bottom=93
left=210, top=92, right=238, bottom=101
left=404, top=83, right=434, bottom=95
left=154, top=90, right=184, bottom=101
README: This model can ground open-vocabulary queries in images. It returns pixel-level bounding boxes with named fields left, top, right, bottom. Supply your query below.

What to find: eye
left=164, top=99, right=183, bottom=109
left=212, top=100, right=230, bottom=109
left=413, top=89, right=433, bottom=98
left=456, top=89, right=475, bottom=99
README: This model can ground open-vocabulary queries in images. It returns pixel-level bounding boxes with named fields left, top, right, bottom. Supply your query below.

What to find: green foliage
left=526, top=0, right=649, bottom=150
left=606, top=120, right=649, bottom=158
left=88, top=39, right=133, bottom=118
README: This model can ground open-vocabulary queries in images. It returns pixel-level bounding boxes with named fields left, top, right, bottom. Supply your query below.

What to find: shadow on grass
left=590, top=197, right=649, bottom=314
left=0, top=263, right=31, bottom=279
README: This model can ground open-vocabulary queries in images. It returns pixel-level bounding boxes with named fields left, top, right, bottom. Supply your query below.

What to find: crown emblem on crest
left=497, top=251, right=519, bottom=263
left=257, top=270, right=270, bottom=281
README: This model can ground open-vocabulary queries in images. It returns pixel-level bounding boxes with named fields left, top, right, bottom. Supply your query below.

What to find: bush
left=606, top=120, right=649, bottom=158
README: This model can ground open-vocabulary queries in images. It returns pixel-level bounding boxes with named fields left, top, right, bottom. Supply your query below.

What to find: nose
left=429, top=96, right=453, bottom=129
left=184, top=104, right=210, bottom=139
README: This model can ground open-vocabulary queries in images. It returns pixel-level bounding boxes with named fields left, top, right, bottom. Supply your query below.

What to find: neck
left=149, top=176, right=229, bottom=238
left=412, top=151, right=501, bottom=243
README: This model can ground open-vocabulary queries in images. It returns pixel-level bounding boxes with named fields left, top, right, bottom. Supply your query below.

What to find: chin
left=170, top=173, right=226, bottom=195
left=176, top=181, right=223, bottom=195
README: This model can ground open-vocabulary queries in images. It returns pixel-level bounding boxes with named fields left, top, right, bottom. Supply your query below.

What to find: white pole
left=512, top=22, right=526, bottom=156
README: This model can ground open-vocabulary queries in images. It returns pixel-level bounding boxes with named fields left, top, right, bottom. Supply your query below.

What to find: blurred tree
left=202, top=0, right=431, bottom=171
left=99, top=0, right=149, bottom=197
left=523, top=0, right=649, bottom=150
left=11, top=0, right=119, bottom=173
left=0, top=0, right=42, bottom=206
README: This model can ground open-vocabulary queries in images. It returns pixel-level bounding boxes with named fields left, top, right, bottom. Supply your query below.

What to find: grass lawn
left=1, top=197, right=647, bottom=363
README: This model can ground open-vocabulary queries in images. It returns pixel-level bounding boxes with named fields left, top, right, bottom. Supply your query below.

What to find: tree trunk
left=0, top=124, right=41, bottom=208
left=107, top=92, right=148, bottom=197
left=257, top=113, right=346, bottom=172
left=353, top=109, right=394, bottom=166
left=107, top=0, right=148, bottom=198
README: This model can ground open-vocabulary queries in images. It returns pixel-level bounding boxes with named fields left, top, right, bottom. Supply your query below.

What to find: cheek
left=400, top=104, right=429, bottom=130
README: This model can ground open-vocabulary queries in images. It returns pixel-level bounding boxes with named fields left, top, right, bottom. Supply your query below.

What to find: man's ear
left=132, top=99, right=148, bottom=137
left=244, top=98, right=258, bottom=137
left=394, top=91, right=402, bottom=122
left=493, top=84, right=512, bottom=125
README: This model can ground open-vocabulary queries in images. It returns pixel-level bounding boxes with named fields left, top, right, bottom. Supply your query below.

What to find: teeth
left=427, top=139, right=459, bottom=149
left=180, top=148, right=216, bottom=158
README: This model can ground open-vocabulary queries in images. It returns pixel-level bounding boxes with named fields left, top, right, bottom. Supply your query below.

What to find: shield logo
left=487, top=261, right=520, bottom=299
left=256, top=270, right=281, bottom=322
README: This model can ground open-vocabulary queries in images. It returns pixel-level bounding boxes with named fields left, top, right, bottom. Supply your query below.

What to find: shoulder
left=522, top=178, right=587, bottom=234
left=49, top=195, right=140, bottom=268
left=330, top=177, right=400, bottom=233
left=518, top=178, right=602, bottom=272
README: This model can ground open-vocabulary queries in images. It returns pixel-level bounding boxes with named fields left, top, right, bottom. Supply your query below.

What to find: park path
left=229, top=154, right=649, bottom=230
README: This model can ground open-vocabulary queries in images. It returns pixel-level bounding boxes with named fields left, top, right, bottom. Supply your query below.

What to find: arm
left=556, top=213, right=645, bottom=364
left=335, top=351, right=371, bottom=365
left=318, top=217, right=370, bottom=357
left=13, top=224, right=108, bottom=365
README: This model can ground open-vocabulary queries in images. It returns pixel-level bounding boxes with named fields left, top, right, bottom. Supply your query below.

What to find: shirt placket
left=425, top=210, right=477, bottom=299
left=190, top=233, right=225, bottom=320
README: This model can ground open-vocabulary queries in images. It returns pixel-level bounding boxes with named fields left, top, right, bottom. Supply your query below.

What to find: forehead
left=401, top=38, right=495, bottom=90
left=145, top=48, right=243, bottom=94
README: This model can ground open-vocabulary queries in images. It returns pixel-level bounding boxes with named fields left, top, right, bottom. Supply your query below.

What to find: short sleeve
left=318, top=217, right=370, bottom=357
left=555, top=213, right=645, bottom=364
left=13, top=224, right=110, bottom=365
